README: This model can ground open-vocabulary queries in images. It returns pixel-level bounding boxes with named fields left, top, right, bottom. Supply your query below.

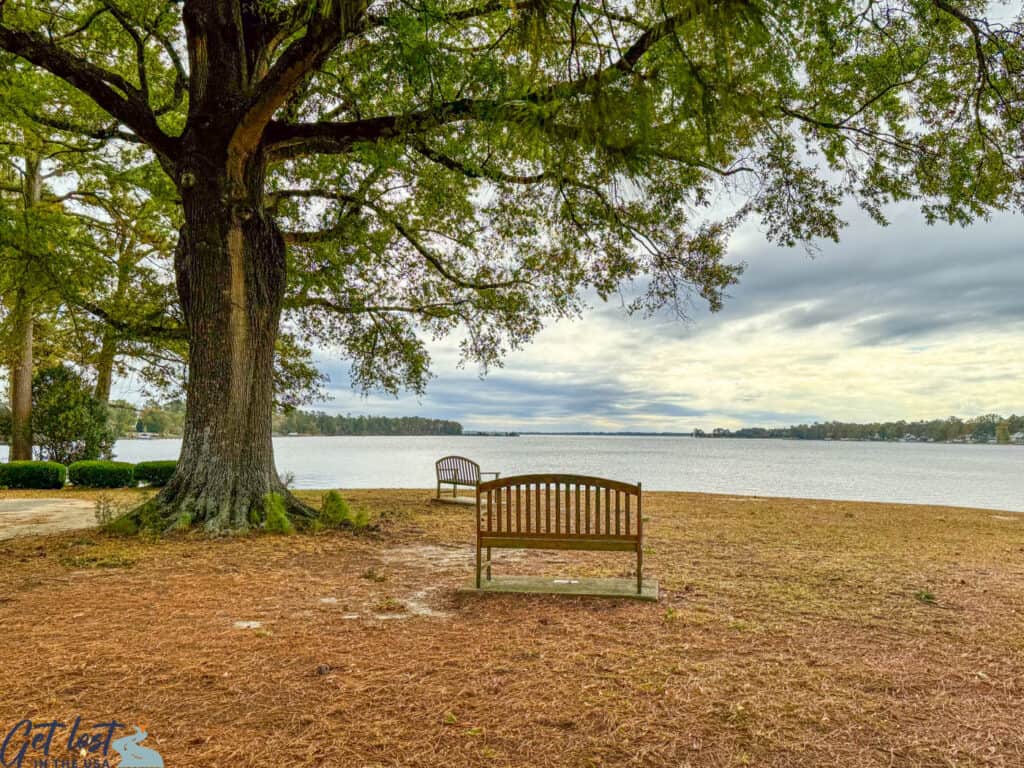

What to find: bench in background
left=435, top=455, right=499, bottom=501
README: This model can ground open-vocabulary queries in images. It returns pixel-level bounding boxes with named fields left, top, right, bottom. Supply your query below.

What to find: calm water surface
left=77, top=435, right=1024, bottom=512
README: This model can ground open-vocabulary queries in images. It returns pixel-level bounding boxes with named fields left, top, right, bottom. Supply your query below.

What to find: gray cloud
left=700, top=205, right=1024, bottom=345
left=317, top=359, right=816, bottom=431
left=310, top=202, right=1022, bottom=430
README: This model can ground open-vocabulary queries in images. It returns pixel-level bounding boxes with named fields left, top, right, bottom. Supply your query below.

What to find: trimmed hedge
left=0, top=461, right=67, bottom=489
left=134, top=460, right=177, bottom=487
left=68, top=460, right=135, bottom=488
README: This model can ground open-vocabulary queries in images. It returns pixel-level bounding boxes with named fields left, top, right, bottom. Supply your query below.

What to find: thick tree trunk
left=8, top=288, right=33, bottom=461
left=140, top=153, right=311, bottom=532
left=122, top=3, right=332, bottom=533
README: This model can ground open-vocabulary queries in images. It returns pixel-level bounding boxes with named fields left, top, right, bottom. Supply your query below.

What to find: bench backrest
left=436, top=455, right=481, bottom=485
left=476, top=474, right=642, bottom=540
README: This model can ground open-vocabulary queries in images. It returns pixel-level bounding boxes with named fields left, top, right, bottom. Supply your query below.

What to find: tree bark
left=94, top=254, right=130, bottom=404
left=93, top=331, right=116, bottom=404
left=8, top=288, right=33, bottom=461
left=142, top=146, right=312, bottom=532
left=8, top=156, right=42, bottom=462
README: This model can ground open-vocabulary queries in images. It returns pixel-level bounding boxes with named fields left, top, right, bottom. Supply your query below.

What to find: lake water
left=13, top=435, right=1019, bottom=513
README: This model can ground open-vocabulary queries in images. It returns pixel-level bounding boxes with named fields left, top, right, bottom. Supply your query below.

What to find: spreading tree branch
left=229, top=0, right=368, bottom=183
left=411, top=141, right=550, bottom=184
left=279, top=190, right=528, bottom=290
left=0, top=24, right=178, bottom=160
left=264, top=0, right=738, bottom=160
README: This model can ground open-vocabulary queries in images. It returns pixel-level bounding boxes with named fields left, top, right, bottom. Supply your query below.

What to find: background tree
left=0, top=151, right=64, bottom=460
left=0, top=402, right=10, bottom=442
left=32, top=363, right=115, bottom=463
left=108, top=399, right=139, bottom=437
left=0, top=76, right=183, bottom=459
left=60, top=169, right=184, bottom=403
left=0, top=0, right=1019, bottom=531
left=137, top=398, right=186, bottom=435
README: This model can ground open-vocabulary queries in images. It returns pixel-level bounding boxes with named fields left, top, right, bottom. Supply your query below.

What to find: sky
left=312, top=202, right=1024, bottom=433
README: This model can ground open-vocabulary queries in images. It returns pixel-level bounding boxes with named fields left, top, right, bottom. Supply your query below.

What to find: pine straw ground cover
left=0, top=490, right=1022, bottom=768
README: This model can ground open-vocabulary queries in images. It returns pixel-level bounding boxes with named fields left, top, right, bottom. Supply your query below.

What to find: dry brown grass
left=1, top=489, right=1022, bottom=767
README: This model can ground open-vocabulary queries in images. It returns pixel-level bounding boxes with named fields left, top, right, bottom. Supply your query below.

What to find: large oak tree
left=0, top=0, right=1018, bottom=531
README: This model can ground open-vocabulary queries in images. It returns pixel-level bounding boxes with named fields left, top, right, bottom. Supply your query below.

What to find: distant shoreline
left=105, top=433, right=1021, bottom=443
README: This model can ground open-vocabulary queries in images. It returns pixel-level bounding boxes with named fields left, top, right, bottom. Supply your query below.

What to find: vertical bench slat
left=585, top=485, right=591, bottom=534
left=571, top=483, right=575, bottom=533
left=571, top=483, right=576, bottom=533
left=625, top=493, right=631, bottom=535
left=535, top=484, right=541, bottom=531
left=565, top=484, right=572, bottom=534
left=516, top=485, right=522, bottom=532
left=589, top=487, right=598, bottom=536
left=487, top=489, right=492, bottom=532
left=525, top=483, right=531, bottom=532
left=595, top=485, right=601, bottom=534
left=557, top=481, right=565, bottom=536
left=545, top=483, right=551, bottom=533
left=605, top=488, right=611, bottom=535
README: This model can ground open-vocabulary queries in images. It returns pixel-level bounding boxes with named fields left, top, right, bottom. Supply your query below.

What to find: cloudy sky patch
left=313, top=202, right=1022, bottom=432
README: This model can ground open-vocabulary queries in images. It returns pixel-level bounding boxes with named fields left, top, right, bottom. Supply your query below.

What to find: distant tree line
left=273, top=411, right=462, bottom=436
left=3, top=398, right=463, bottom=441
left=695, top=414, right=1024, bottom=444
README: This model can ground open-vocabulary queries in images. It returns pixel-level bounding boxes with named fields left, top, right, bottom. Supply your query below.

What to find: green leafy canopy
left=0, top=0, right=1020, bottom=394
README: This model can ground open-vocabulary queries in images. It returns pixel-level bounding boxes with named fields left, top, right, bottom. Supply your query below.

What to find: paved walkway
left=0, top=498, right=96, bottom=540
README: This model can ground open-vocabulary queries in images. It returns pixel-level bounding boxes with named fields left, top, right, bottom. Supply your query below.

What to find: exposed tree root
left=110, top=476, right=317, bottom=536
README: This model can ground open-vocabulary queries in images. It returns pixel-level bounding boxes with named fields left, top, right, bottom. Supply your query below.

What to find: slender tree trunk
left=8, top=288, right=33, bottom=461
left=93, top=331, right=116, bottom=404
left=94, top=256, right=129, bottom=404
left=8, top=156, right=42, bottom=462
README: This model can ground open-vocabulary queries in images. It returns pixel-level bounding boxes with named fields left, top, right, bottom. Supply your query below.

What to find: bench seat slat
left=480, top=536, right=639, bottom=552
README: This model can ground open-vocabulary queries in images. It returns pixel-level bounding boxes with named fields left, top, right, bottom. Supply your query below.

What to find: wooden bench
left=475, top=474, right=644, bottom=594
left=435, top=455, right=499, bottom=500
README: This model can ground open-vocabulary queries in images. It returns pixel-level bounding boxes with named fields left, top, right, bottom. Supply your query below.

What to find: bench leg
left=486, top=547, right=492, bottom=581
left=637, top=545, right=643, bottom=595
left=475, top=540, right=482, bottom=589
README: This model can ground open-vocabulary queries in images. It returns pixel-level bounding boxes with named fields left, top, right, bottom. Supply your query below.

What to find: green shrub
left=134, top=460, right=177, bottom=487
left=320, top=490, right=351, bottom=527
left=263, top=492, right=294, bottom=534
left=68, top=460, right=135, bottom=488
left=0, top=461, right=66, bottom=489
left=319, top=490, right=370, bottom=531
